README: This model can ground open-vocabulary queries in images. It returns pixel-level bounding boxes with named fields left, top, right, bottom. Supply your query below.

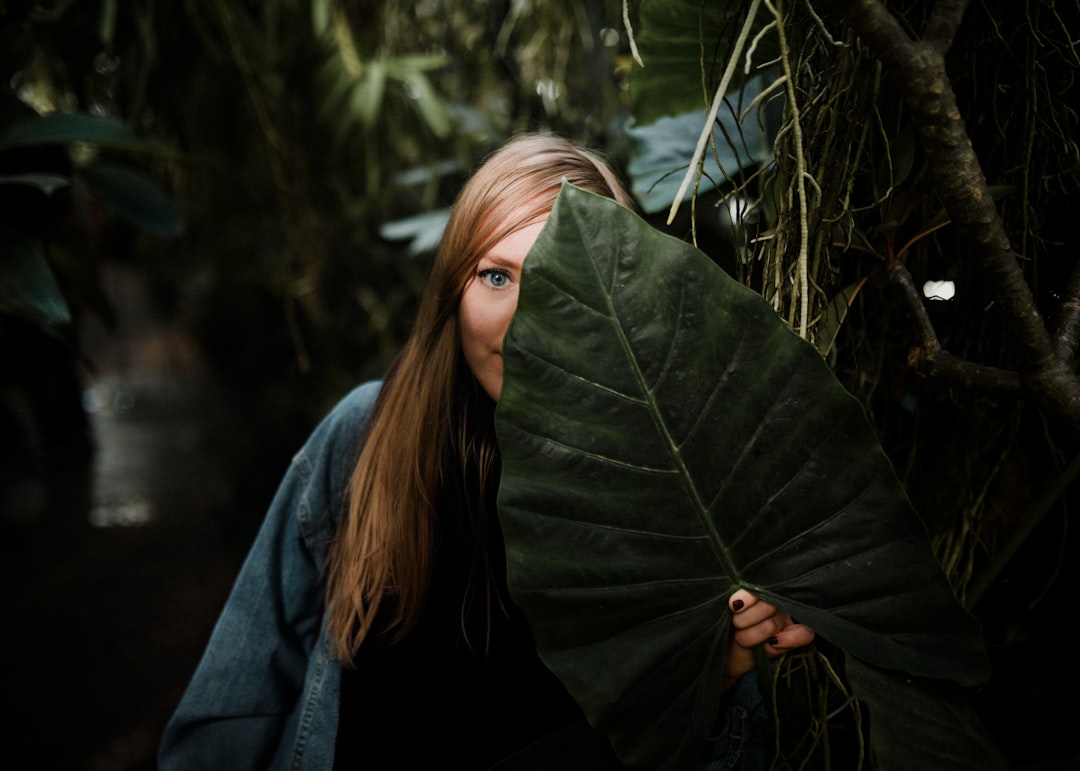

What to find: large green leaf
left=844, top=657, right=1007, bottom=771
left=495, top=185, right=994, bottom=770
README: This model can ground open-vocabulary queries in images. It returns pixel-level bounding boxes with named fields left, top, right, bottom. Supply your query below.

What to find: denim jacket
left=158, top=380, right=766, bottom=770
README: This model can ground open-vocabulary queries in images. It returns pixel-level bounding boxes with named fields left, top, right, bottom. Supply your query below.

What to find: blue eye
left=478, top=268, right=510, bottom=288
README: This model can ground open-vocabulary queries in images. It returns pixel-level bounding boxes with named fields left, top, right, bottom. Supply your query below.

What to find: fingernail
left=767, top=636, right=780, bottom=646
left=731, top=599, right=744, bottom=611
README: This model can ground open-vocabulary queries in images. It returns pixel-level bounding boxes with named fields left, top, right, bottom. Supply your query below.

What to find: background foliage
left=1, top=0, right=633, bottom=489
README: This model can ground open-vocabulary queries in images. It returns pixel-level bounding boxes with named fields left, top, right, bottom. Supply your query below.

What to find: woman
left=159, top=134, right=814, bottom=770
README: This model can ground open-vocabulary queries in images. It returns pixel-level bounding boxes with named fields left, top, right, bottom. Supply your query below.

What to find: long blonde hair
left=325, top=133, right=635, bottom=663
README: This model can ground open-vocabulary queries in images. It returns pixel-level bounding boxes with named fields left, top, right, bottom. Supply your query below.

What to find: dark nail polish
left=731, top=599, right=744, bottom=611
left=768, top=636, right=780, bottom=647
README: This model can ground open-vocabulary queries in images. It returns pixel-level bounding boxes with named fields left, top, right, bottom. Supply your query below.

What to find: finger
left=731, top=600, right=788, bottom=631
left=764, top=623, right=816, bottom=653
left=732, top=613, right=790, bottom=649
left=728, top=589, right=760, bottom=613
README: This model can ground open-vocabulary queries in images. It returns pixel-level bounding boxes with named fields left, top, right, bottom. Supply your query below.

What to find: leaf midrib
left=565, top=201, right=742, bottom=585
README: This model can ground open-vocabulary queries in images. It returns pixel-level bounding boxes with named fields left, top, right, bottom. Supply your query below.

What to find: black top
left=334, top=453, right=619, bottom=770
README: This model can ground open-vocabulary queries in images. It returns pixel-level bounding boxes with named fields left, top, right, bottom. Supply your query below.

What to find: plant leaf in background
left=378, top=206, right=451, bottom=257
left=626, top=78, right=775, bottom=215
left=0, top=228, right=72, bottom=327
left=628, top=0, right=776, bottom=128
left=496, top=185, right=998, bottom=770
left=0, top=173, right=70, bottom=196
left=0, top=111, right=136, bottom=149
left=78, top=162, right=184, bottom=237
left=625, top=0, right=784, bottom=218
left=0, top=97, right=184, bottom=331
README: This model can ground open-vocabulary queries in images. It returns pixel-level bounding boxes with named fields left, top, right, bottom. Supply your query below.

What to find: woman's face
left=459, top=216, right=548, bottom=401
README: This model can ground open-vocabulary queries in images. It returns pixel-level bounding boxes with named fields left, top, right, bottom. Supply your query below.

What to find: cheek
left=489, top=295, right=519, bottom=343
left=459, top=287, right=517, bottom=351
left=458, top=287, right=486, bottom=351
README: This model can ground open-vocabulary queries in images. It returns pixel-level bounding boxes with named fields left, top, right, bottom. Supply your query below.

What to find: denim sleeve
left=158, top=382, right=381, bottom=771
left=700, top=671, right=770, bottom=771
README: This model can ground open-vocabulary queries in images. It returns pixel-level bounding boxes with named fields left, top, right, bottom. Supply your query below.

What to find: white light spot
left=600, top=27, right=620, bottom=47
left=923, top=280, right=955, bottom=300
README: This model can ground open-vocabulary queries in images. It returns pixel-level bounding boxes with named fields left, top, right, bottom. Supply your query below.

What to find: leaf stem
left=667, top=0, right=764, bottom=225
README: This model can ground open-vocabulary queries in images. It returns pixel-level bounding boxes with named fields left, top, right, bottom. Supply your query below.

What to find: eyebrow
left=478, top=252, right=524, bottom=269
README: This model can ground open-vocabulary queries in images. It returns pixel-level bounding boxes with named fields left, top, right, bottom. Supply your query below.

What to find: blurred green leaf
left=99, top=0, right=118, bottom=47
left=311, top=0, right=331, bottom=35
left=628, top=0, right=776, bottom=127
left=0, top=228, right=72, bottom=326
left=0, top=111, right=137, bottom=149
left=352, top=62, right=387, bottom=129
left=77, top=162, right=184, bottom=237
left=379, top=206, right=451, bottom=256
left=388, top=53, right=450, bottom=72
left=400, top=71, right=452, bottom=139
left=627, top=87, right=773, bottom=214
left=0, top=173, right=71, bottom=195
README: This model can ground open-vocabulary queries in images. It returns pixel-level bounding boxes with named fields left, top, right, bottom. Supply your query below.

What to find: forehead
left=481, top=217, right=549, bottom=266
left=479, top=194, right=550, bottom=243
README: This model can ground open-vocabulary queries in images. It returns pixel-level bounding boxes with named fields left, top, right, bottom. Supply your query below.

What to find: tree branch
left=1052, top=259, right=1080, bottom=365
left=829, top=0, right=1080, bottom=429
left=907, top=347, right=1023, bottom=395
left=886, top=258, right=1022, bottom=393
left=885, top=258, right=940, bottom=353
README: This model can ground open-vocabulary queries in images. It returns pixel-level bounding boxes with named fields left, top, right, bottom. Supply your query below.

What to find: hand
left=722, top=588, right=815, bottom=690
